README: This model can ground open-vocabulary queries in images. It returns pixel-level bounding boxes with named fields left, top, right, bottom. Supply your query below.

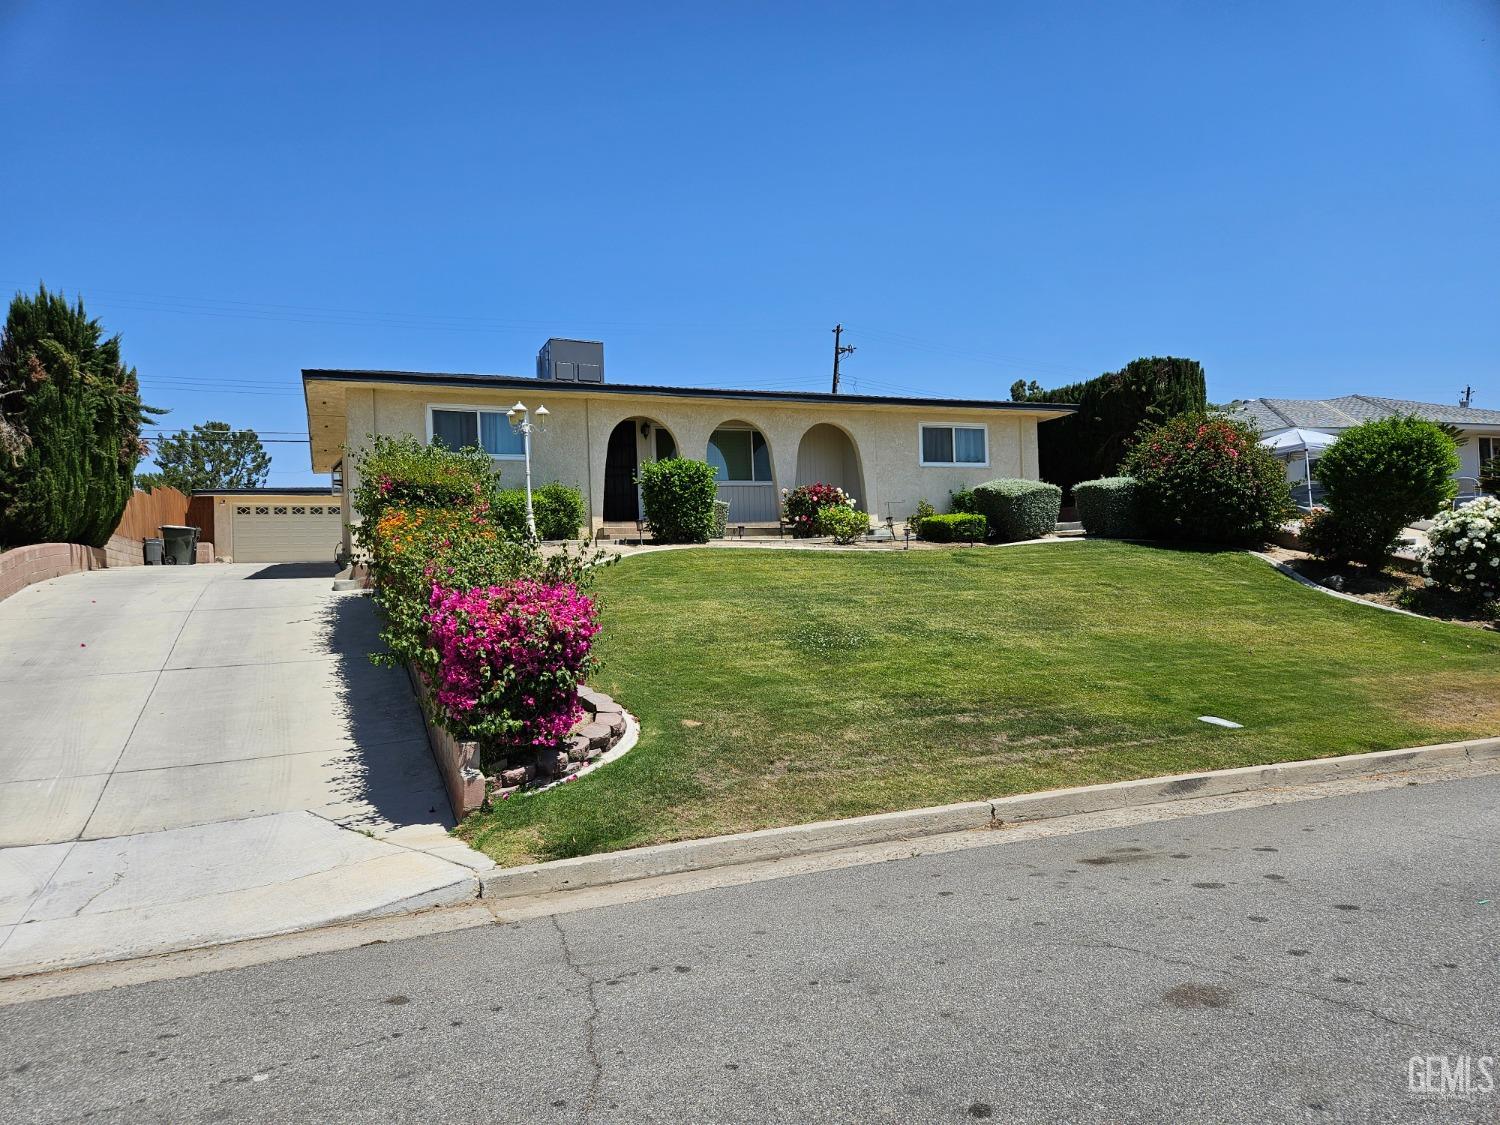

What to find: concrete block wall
left=0, top=534, right=218, bottom=604
left=101, top=533, right=147, bottom=569
left=0, top=542, right=107, bottom=603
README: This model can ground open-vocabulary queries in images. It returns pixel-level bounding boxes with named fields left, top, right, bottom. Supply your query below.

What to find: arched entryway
left=795, top=423, right=864, bottom=509
left=603, top=418, right=678, bottom=522
left=707, top=421, right=778, bottom=521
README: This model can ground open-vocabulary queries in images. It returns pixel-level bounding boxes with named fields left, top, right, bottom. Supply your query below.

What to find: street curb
left=479, top=736, right=1500, bottom=901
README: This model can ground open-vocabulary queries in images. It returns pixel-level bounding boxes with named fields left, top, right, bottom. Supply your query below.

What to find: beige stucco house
left=302, top=357, right=1073, bottom=543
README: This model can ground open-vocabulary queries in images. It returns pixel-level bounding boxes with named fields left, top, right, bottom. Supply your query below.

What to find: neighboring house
left=1228, top=394, right=1500, bottom=503
left=302, top=339, right=1074, bottom=544
left=192, top=487, right=343, bottom=562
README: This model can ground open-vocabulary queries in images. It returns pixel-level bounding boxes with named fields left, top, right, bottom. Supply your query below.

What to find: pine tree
left=0, top=286, right=157, bottom=547
left=136, top=421, right=271, bottom=493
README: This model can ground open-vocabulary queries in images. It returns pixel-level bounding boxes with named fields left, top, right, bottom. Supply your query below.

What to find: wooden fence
left=113, top=486, right=191, bottom=542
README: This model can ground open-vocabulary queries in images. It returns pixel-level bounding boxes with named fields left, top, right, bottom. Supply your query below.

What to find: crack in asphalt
left=551, top=913, right=605, bottom=1121
left=1052, top=937, right=1487, bottom=1050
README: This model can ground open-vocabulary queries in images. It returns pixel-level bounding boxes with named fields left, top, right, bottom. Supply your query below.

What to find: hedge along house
left=302, top=340, right=1074, bottom=544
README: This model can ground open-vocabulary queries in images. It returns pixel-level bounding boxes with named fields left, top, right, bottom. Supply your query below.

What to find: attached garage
left=196, top=489, right=343, bottom=563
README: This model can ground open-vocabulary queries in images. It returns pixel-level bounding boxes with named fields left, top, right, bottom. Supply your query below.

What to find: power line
left=141, top=435, right=309, bottom=444
left=144, top=427, right=308, bottom=435
left=3, top=279, right=1097, bottom=380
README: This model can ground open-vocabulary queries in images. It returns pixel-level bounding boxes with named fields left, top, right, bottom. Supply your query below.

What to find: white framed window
left=919, top=423, right=988, bottom=467
left=708, top=426, right=773, bottom=482
left=426, top=405, right=526, bottom=459
left=1479, top=437, right=1499, bottom=466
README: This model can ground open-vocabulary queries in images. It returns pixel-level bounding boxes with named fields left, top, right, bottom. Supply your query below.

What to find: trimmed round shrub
left=917, top=512, right=988, bottom=542
left=1072, top=476, right=1139, bottom=538
left=532, top=482, right=585, bottom=540
left=815, top=504, right=869, bottom=544
left=638, top=457, right=718, bottom=543
left=1298, top=507, right=1395, bottom=568
left=949, top=487, right=977, bottom=514
left=1420, top=497, right=1500, bottom=603
left=1314, top=416, right=1459, bottom=567
left=1121, top=413, right=1292, bottom=544
left=972, top=478, right=1062, bottom=541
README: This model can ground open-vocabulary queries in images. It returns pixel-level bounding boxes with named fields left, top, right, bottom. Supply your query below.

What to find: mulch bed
left=1262, top=545, right=1497, bottom=630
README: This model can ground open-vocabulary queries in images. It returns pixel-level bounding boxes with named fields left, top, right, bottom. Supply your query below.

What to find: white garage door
left=231, top=502, right=344, bottom=563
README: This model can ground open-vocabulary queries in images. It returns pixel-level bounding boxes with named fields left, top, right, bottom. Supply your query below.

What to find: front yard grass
left=457, top=541, right=1500, bottom=866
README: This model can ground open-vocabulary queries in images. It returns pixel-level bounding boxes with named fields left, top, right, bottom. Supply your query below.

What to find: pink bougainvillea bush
left=424, top=578, right=600, bottom=753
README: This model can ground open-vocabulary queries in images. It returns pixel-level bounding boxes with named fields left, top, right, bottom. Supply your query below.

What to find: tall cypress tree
left=0, top=286, right=157, bottom=547
left=1020, top=357, right=1208, bottom=496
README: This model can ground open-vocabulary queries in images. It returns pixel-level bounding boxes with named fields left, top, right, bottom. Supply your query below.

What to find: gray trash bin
left=159, top=525, right=200, bottom=565
left=143, top=537, right=164, bottom=565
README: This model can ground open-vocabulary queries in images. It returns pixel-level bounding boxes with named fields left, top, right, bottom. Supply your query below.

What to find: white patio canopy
left=1260, top=428, right=1338, bottom=507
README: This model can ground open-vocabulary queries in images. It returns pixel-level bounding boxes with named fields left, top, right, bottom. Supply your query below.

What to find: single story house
left=1228, top=394, right=1500, bottom=504
left=302, top=339, right=1074, bottom=545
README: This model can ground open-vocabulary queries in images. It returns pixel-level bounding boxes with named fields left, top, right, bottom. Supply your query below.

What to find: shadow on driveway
left=319, top=591, right=453, bottom=831
left=244, top=561, right=341, bottom=580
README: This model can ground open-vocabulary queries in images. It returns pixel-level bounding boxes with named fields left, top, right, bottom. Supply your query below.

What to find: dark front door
left=603, top=421, right=639, bottom=522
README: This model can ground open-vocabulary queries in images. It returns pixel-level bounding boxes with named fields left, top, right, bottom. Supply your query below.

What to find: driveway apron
left=0, top=563, right=487, bottom=976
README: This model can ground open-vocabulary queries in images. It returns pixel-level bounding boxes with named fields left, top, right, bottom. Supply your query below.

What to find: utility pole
left=831, top=324, right=856, bottom=394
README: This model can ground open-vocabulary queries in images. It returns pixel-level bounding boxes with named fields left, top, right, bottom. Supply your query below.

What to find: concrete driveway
left=0, top=563, right=489, bottom=977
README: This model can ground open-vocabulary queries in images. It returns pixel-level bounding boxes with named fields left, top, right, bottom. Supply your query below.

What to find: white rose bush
left=1419, top=497, right=1500, bottom=604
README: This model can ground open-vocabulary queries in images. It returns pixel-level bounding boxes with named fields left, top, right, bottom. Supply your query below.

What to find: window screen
left=480, top=412, right=525, bottom=456
left=431, top=409, right=478, bottom=450
left=953, top=427, right=986, bottom=463
left=921, top=425, right=985, bottom=465
left=921, top=426, right=954, bottom=464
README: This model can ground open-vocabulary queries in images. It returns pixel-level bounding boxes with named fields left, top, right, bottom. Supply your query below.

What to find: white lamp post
left=506, top=402, right=548, bottom=540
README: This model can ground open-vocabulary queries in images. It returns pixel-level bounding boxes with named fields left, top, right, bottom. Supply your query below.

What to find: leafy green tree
left=1026, top=357, right=1208, bottom=494
left=0, top=286, right=157, bottom=547
left=136, top=421, right=272, bottom=492
left=1310, top=416, right=1459, bottom=568
left=1121, top=412, right=1292, bottom=544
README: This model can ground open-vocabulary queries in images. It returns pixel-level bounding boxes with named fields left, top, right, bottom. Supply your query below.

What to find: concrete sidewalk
left=0, top=563, right=489, bottom=977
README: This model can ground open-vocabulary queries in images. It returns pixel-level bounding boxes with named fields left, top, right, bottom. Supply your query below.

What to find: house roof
left=301, top=367, right=1076, bottom=472
left=301, top=367, right=1076, bottom=414
left=1229, top=395, right=1500, bottom=431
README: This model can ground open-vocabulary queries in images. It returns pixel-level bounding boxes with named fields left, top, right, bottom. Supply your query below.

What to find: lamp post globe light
left=505, top=402, right=548, bottom=540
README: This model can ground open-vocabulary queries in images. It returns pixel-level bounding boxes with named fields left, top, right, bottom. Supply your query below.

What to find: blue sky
left=3, top=1, right=1496, bottom=485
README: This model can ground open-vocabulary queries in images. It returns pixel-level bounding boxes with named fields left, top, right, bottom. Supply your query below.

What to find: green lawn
left=457, top=541, right=1500, bottom=866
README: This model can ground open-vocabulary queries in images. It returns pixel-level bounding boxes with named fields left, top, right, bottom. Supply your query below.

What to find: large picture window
left=428, top=407, right=526, bottom=458
left=919, top=424, right=987, bottom=467
left=708, top=427, right=773, bottom=482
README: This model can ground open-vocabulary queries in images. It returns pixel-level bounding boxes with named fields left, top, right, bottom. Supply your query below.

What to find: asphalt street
left=3, top=774, right=1498, bottom=1124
